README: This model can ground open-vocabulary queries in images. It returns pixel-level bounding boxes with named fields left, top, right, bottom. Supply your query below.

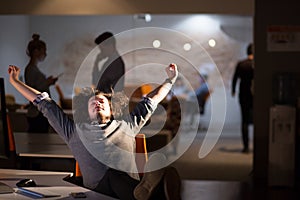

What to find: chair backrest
left=140, top=84, right=153, bottom=97
left=135, top=133, right=148, bottom=177
left=0, top=114, right=18, bottom=168
left=75, top=160, right=82, bottom=177
left=6, top=115, right=15, bottom=153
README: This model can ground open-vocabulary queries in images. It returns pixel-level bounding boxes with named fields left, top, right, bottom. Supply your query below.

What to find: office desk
left=14, top=132, right=73, bottom=158
left=0, top=169, right=116, bottom=200
left=8, top=109, right=74, bottom=132
left=12, top=134, right=247, bottom=200
left=0, top=169, right=247, bottom=200
left=13, top=132, right=74, bottom=172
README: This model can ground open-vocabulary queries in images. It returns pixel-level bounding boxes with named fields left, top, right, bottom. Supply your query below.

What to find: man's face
left=88, top=94, right=111, bottom=122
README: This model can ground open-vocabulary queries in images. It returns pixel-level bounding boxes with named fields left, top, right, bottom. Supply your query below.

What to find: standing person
left=184, top=73, right=210, bottom=129
left=231, top=43, right=254, bottom=153
left=24, top=33, right=58, bottom=133
left=8, top=63, right=181, bottom=200
left=92, top=32, right=125, bottom=93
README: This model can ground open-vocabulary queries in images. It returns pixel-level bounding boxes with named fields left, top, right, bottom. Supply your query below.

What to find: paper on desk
left=17, top=186, right=90, bottom=199
left=17, top=187, right=61, bottom=198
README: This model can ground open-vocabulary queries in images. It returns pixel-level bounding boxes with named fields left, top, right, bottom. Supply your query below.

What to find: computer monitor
left=0, top=77, right=15, bottom=194
left=0, top=77, right=10, bottom=159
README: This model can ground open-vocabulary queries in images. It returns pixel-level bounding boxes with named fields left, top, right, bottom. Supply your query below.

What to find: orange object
left=74, top=133, right=148, bottom=179
left=140, top=84, right=152, bottom=96
left=6, top=114, right=15, bottom=152
left=135, top=133, right=149, bottom=177
left=75, top=161, right=82, bottom=177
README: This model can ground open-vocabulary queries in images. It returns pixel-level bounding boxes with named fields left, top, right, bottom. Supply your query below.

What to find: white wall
left=0, top=14, right=252, bottom=132
left=0, top=15, right=29, bottom=103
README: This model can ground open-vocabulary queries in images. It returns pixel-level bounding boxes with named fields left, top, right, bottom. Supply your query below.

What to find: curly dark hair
left=73, top=87, right=129, bottom=123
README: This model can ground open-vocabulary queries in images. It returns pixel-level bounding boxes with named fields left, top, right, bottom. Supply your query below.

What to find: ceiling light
left=208, top=39, right=216, bottom=47
left=152, top=40, right=161, bottom=48
left=183, top=43, right=192, bottom=51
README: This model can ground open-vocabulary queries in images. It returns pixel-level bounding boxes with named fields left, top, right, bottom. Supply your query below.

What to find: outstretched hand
left=165, top=63, right=178, bottom=82
left=8, top=65, right=20, bottom=82
left=7, top=65, right=42, bottom=102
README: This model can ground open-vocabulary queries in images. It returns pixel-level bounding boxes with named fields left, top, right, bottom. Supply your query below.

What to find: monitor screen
left=0, top=77, right=9, bottom=159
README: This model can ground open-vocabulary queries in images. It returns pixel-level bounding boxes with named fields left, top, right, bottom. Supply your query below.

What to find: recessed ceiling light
left=183, top=43, right=192, bottom=51
left=208, top=39, right=216, bottom=47
left=153, top=40, right=161, bottom=48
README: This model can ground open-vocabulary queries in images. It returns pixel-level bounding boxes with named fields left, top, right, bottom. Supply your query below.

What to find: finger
left=10, top=65, right=18, bottom=72
left=169, top=63, right=176, bottom=71
left=169, top=63, right=176, bottom=67
left=169, top=63, right=174, bottom=68
left=8, top=65, right=14, bottom=73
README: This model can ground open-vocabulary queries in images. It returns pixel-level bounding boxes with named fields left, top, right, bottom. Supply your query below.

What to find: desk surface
left=12, top=134, right=246, bottom=200
left=14, top=132, right=73, bottom=158
left=0, top=169, right=116, bottom=200
left=0, top=169, right=246, bottom=200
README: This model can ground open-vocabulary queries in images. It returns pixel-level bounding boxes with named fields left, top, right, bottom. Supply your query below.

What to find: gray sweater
left=37, top=96, right=157, bottom=189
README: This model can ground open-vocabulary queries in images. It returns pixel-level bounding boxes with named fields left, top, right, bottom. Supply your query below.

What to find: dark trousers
left=94, top=168, right=139, bottom=200
left=239, top=93, right=253, bottom=150
left=94, top=168, right=166, bottom=200
left=240, top=104, right=253, bottom=150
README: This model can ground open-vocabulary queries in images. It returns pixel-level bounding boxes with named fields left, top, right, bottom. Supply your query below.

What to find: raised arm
left=147, top=63, right=178, bottom=103
left=8, top=65, right=42, bottom=102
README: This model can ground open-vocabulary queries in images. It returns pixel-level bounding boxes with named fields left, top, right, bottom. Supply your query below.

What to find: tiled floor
left=168, top=124, right=300, bottom=200
left=170, top=125, right=253, bottom=181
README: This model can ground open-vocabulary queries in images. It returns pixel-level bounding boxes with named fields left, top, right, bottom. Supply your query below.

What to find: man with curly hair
left=8, top=63, right=181, bottom=200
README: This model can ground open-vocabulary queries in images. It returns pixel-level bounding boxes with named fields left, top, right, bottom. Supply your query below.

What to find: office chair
left=135, top=133, right=148, bottom=178
left=0, top=114, right=18, bottom=169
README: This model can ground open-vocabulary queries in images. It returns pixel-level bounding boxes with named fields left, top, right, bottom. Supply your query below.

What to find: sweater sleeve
left=129, top=97, right=157, bottom=130
left=36, top=98, right=76, bottom=142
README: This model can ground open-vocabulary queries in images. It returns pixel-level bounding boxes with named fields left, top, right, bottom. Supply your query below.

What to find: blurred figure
left=92, top=32, right=125, bottom=93
left=184, top=73, right=210, bottom=129
left=231, top=43, right=254, bottom=153
left=193, top=74, right=209, bottom=115
left=187, top=73, right=210, bottom=114
left=24, top=33, right=58, bottom=133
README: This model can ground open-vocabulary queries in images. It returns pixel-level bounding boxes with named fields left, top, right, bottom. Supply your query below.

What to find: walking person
left=232, top=43, right=254, bottom=153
